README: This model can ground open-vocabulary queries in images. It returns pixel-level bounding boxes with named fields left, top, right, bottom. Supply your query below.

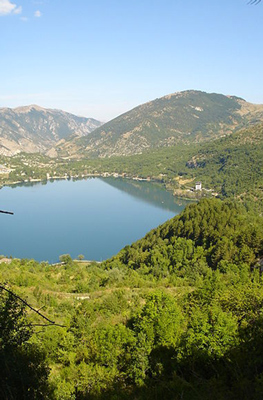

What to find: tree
left=59, top=254, right=72, bottom=264
left=0, top=287, right=52, bottom=399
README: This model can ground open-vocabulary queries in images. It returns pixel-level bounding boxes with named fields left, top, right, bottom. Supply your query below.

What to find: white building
left=195, top=182, right=202, bottom=191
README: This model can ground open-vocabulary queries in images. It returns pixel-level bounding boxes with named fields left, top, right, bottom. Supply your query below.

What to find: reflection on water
left=0, top=178, right=191, bottom=262
left=100, top=177, right=190, bottom=212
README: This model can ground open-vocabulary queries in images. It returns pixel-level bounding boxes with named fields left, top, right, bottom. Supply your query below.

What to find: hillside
left=103, top=198, right=263, bottom=274
left=68, top=123, right=263, bottom=211
left=56, top=90, right=263, bottom=158
left=0, top=105, right=102, bottom=156
left=2, top=199, right=263, bottom=399
left=183, top=123, right=263, bottom=199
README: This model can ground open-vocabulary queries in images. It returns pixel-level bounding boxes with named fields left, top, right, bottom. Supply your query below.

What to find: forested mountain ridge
left=0, top=105, right=102, bottom=157
left=56, top=90, right=263, bottom=158
left=183, top=123, right=263, bottom=200
left=103, top=198, right=263, bottom=275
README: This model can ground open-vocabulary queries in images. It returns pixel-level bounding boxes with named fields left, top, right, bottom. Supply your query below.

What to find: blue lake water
left=0, top=178, right=190, bottom=263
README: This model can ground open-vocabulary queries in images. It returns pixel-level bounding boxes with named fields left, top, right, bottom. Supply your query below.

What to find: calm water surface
left=0, top=178, right=191, bottom=262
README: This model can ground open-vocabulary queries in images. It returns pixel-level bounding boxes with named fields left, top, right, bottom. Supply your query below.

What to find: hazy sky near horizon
left=1, top=0, right=263, bottom=121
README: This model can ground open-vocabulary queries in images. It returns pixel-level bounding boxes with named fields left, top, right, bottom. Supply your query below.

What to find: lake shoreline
left=0, top=172, right=203, bottom=201
left=0, top=177, right=187, bottom=263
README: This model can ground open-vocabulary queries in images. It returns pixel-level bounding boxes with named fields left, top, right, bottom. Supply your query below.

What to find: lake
left=0, top=178, right=190, bottom=263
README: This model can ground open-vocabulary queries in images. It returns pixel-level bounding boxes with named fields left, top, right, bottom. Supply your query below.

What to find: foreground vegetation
left=2, top=199, right=263, bottom=399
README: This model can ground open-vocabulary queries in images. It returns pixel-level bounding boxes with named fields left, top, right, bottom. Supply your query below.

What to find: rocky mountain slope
left=0, top=105, right=102, bottom=156
left=56, top=90, right=263, bottom=159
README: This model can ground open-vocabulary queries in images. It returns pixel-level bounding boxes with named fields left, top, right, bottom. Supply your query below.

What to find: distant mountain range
left=0, top=105, right=102, bottom=156
left=55, top=90, right=263, bottom=159
left=1, top=91, right=263, bottom=158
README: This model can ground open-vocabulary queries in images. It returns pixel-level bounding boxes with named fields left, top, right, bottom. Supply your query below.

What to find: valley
left=2, top=1, right=263, bottom=398
left=1, top=90, right=263, bottom=399
left=1, top=91, right=263, bottom=214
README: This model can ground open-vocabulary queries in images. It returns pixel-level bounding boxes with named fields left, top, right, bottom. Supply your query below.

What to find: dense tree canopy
left=0, top=287, right=51, bottom=399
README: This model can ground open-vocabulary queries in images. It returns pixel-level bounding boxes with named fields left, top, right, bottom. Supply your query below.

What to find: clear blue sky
left=1, top=0, right=263, bottom=121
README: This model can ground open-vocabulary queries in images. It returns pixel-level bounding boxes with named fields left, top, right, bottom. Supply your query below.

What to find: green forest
left=2, top=198, right=263, bottom=399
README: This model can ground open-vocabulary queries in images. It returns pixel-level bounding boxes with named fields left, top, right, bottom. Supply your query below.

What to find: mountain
left=56, top=90, right=263, bottom=158
left=0, top=105, right=102, bottom=156
left=2, top=91, right=263, bottom=159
